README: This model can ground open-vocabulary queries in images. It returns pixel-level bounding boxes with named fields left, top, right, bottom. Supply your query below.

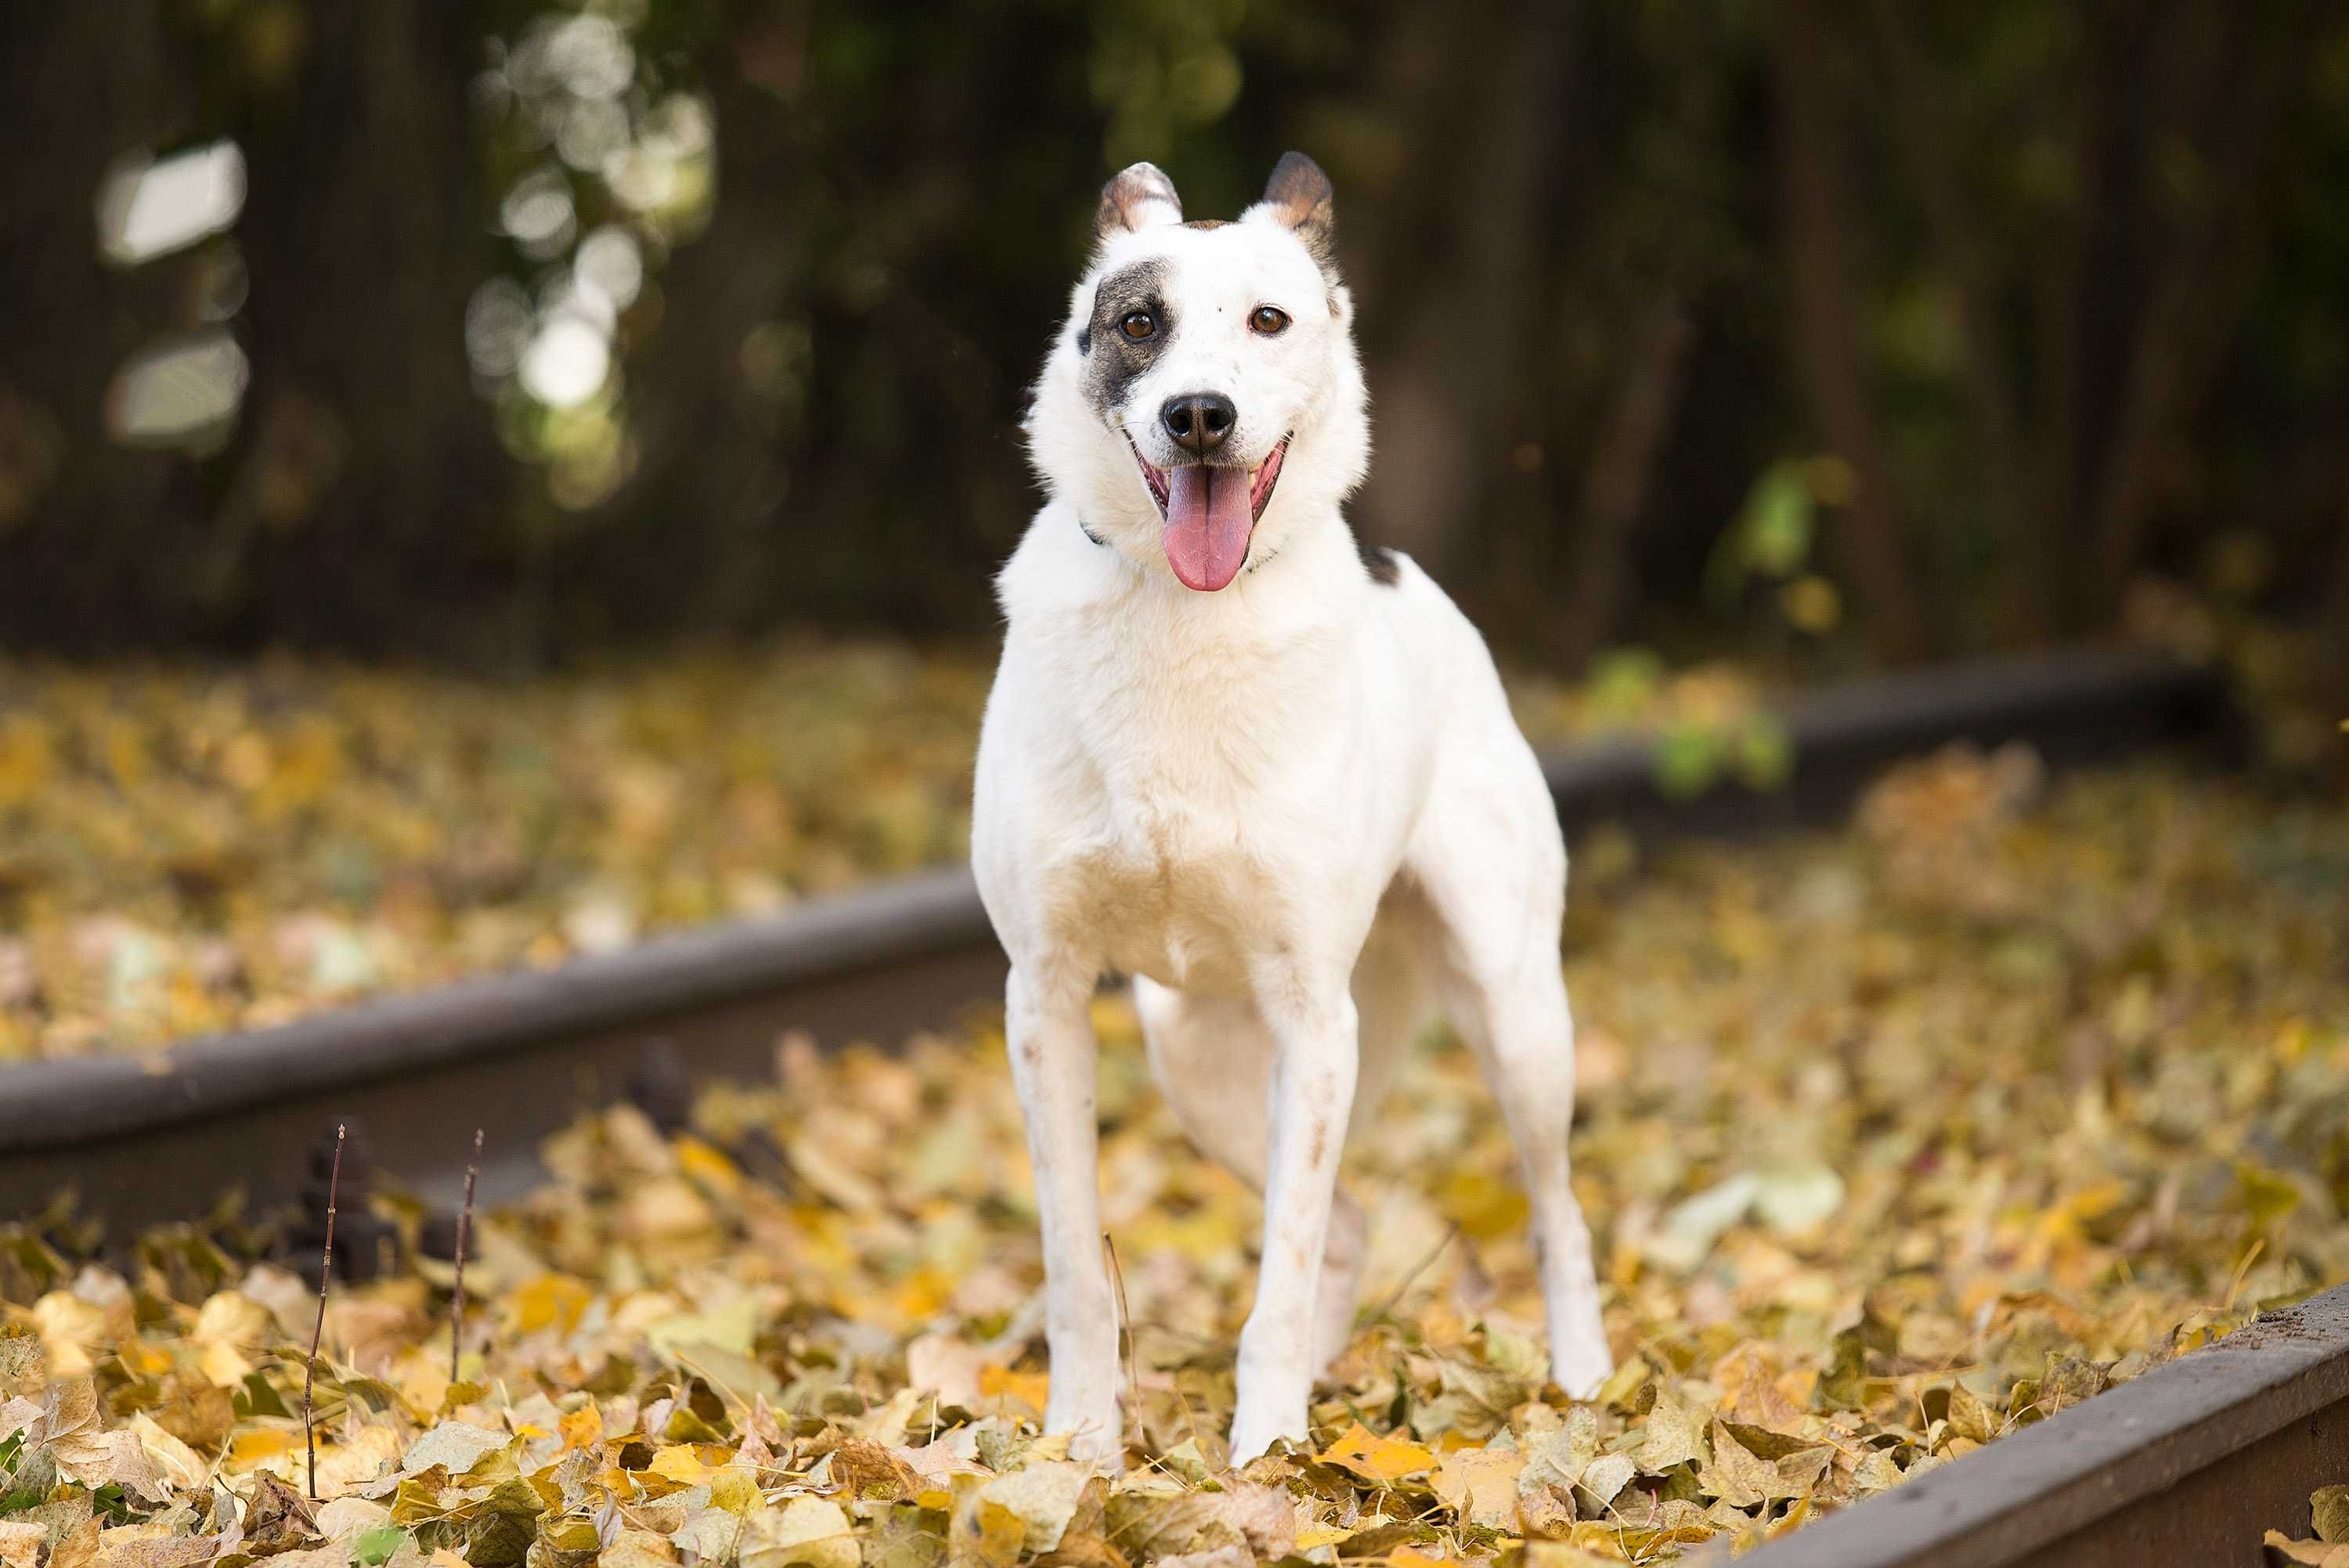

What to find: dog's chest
left=1058, top=719, right=1294, bottom=993
left=1045, top=633, right=1337, bottom=992
left=1072, top=830, right=1270, bottom=994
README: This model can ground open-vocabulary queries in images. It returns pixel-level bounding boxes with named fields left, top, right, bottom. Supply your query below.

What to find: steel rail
left=1741, top=1282, right=2349, bottom=1568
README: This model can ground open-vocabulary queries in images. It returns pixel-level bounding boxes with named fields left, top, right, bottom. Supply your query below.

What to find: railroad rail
left=3, top=645, right=2338, bottom=1567
left=1742, top=1281, right=2349, bottom=1568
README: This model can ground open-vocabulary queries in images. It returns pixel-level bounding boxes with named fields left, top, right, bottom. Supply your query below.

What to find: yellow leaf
left=1438, top=1171, right=1530, bottom=1240
left=560, top=1404, right=603, bottom=1451
left=198, top=1339, right=253, bottom=1389
left=709, top=1468, right=761, bottom=1516
left=228, top=1429, right=298, bottom=1467
left=1316, top=1420, right=1435, bottom=1486
left=947, top=1495, right=1025, bottom=1568
left=1431, top=1445, right=1525, bottom=1530
left=976, top=1364, right=1048, bottom=1415
left=648, top=1444, right=735, bottom=1485
left=889, top=1266, right=954, bottom=1324
left=508, top=1274, right=592, bottom=1336
left=674, top=1136, right=744, bottom=1197
left=117, top=1341, right=174, bottom=1378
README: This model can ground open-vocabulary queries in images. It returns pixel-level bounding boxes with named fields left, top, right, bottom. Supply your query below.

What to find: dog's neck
left=1070, top=510, right=1302, bottom=579
left=995, top=490, right=1364, bottom=802
left=1022, top=489, right=1359, bottom=616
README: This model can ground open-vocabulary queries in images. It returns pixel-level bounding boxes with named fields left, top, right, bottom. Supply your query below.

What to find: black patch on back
left=1357, top=536, right=1399, bottom=586
left=1075, top=323, right=1090, bottom=354
left=1081, top=258, right=1174, bottom=423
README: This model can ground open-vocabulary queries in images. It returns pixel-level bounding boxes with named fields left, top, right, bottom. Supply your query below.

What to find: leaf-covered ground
left=0, top=645, right=992, bottom=1059
left=0, top=645, right=1774, bottom=1062
left=3, top=755, right=2345, bottom=1565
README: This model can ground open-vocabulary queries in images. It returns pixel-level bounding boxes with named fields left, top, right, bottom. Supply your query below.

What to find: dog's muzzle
left=1126, top=434, right=1291, bottom=592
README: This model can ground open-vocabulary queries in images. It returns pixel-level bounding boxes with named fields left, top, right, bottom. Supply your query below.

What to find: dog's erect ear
left=1250, top=151, right=1335, bottom=266
left=1095, top=162, right=1182, bottom=247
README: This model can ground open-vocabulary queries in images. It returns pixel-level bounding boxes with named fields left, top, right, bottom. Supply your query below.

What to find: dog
left=972, top=152, right=1613, bottom=1465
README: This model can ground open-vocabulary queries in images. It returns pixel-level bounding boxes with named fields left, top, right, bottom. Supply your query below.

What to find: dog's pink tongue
left=1163, top=464, right=1252, bottom=591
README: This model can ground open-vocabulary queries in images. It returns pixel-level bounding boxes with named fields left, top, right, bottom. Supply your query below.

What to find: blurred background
left=2, top=0, right=2346, bottom=1056
left=5, top=0, right=2345, bottom=677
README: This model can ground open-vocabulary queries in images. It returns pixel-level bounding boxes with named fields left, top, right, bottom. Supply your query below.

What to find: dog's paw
left=1047, top=1386, right=1127, bottom=1472
left=1226, top=1408, right=1306, bottom=1468
left=1059, top=1422, right=1126, bottom=1472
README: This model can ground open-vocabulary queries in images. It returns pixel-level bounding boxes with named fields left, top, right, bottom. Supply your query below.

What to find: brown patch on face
left=1081, top=258, right=1173, bottom=422
left=1180, top=219, right=1230, bottom=231
left=1257, top=150, right=1337, bottom=272
left=1095, top=162, right=1182, bottom=247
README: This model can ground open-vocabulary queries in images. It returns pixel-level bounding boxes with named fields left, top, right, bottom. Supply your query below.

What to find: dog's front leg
left=1004, top=961, right=1123, bottom=1465
left=1229, top=974, right=1359, bottom=1463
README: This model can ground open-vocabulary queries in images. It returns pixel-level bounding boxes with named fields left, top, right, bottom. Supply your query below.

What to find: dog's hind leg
left=1135, top=972, right=1410, bottom=1374
left=1408, top=766, right=1614, bottom=1399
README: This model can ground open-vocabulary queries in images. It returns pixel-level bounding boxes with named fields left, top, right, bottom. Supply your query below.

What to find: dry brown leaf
left=1432, top=1445, right=1525, bottom=1530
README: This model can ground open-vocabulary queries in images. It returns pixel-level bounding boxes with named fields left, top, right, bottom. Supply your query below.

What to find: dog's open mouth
left=1126, top=434, right=1290, bottom=592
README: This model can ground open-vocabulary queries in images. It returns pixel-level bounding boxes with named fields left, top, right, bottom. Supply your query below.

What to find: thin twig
left=305, top=1123, right=345, bottom=1501
left=1102, top=1231, right=1138, bottom=1458
left=450, top=1128, right=483, bottom=1386
left=1368, top=1222, right=1460, bottom=1325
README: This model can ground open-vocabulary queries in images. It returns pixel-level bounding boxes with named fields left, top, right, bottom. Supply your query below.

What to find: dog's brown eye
left=1120, top=310, right=1156, bottom=341
left=1249, top=305, right=1290, bottom=336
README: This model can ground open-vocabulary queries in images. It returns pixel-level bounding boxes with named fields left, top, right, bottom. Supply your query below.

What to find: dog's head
left=1026, top=153, right=1369, bottom=592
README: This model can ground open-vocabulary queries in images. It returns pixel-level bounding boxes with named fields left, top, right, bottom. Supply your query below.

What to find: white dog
left=972, top=153, right=1612, bottom=1465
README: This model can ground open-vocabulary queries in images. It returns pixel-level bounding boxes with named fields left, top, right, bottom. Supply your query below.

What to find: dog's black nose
left=1160, top=392, right=1236, bottom=456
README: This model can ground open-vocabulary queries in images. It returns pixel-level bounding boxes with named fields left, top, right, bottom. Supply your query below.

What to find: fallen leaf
left=741, top=1498, right=857, bottom=1568
left=1317, top=1421, right=1435, bottom=1487
left=975, top=1462, right=1091, bottom=1555
left=0, top=1523, right=44, bottom=1568
left=2318, top=1485, right=2349, bottom=1546
left=1432, top=1446, right=1525, bottom=1530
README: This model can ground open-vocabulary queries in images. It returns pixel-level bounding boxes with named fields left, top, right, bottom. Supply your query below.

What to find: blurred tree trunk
left=220, top=2, right=514, bottom=657
left=566, top=14, right=798, bottom=643
left=1773, top=0, right=1935, bottom=664
left=0, top=8, right=195, bottom=651
left=2030, top=0, right=2131, bottom=636
left=2326, top=508, right=2349, bottom=766
left=1545, top=27, right=1723, bottom=670
left=2085, top=1, right=2316, bottom=621
left=1355, top=0, right=1564, bottom=593
left=1551, top=288, right=1694, bottom=668
left=1864, top=0, right=2044, bottom=642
